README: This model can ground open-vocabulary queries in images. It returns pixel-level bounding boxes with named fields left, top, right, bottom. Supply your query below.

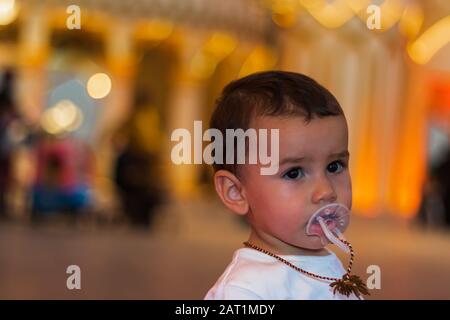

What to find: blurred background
left=0, top=0, right=449, bottom=299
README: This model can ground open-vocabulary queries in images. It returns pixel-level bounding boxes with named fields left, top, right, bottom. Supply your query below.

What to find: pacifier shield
left=306, top=203, right=350, bottom=244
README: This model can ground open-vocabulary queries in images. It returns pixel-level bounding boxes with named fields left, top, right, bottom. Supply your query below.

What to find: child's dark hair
left=209, top=70, right=344, bottom=175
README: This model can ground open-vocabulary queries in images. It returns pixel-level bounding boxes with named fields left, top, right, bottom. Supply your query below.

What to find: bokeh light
left=41, top=100, right=83, bottom=135
left=86, top=73, right=112, bottom=99
left=0, top=0, right=18, bottom=25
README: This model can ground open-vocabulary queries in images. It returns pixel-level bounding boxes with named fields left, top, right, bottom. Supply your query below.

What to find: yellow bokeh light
left=0, top=0, right=18, bottom=25
left=399, top=2, right=424, bottom=39
left=239, top=46, right=277, bottom=78
left=53, top=100, right=78, bottom=128
left=190, top=51, right=218, bottom=80
left=301, top=0, right=355, bottom=29
left=87, top=73, right=112, bottom=99
left=204, top=32, right=237, bottom=60
left=41, top=111, right=60, bottom=135
left=135, top=19, right=174, bottom=42
left=271, top=0, right=299, bottom=28
left=189, top=33, right=237, bottom=80
left=344, top=0, right=370, bottom=13
left=41, top=100, right=83, bottom=135
left=378, top=0, right=404, bottom=31
left=407, top=15, right=450, bottom=64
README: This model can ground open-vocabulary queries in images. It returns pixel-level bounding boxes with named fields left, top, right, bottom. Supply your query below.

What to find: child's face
left=241, top=115, right=352, bottom=253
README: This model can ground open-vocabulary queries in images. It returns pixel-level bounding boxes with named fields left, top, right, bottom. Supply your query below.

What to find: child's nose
left=311, top=176, right=337, bottom=204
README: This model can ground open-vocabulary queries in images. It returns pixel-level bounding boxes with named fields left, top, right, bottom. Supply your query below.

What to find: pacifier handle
left=317, top=216, right=350, bottom=254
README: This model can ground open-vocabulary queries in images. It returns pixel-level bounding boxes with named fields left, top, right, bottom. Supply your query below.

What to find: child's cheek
left=340, top=175, right=352, bottom=209
left=345, top=175, right=353, bottom=209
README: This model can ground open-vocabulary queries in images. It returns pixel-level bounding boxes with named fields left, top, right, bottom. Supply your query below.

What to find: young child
left=204, top=71, right=366, bottom=300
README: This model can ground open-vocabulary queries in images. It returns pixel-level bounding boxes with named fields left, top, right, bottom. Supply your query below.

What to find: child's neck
left=247, top=229, right=330, bottom=257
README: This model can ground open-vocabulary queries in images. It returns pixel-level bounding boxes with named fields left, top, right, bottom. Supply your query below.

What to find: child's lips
left=305, top=203, right=350, bottom=237
left=307, top=220, right=337, bottom=238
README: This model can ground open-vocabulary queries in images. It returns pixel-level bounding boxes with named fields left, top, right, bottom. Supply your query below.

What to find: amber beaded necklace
left=243, top=240, right=369, bottom=299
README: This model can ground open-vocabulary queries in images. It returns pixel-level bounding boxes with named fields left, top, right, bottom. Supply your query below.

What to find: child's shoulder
left=226, top=247, right=286, bottom=280
left=205, top=248, right=299, bottom=299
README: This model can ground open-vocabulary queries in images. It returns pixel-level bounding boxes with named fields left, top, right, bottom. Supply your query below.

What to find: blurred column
left=387, top=62, right=428, bottom=217
left=376, top=42, right=406, bottom=216
left=94, top=19, right=136, bottom=208
left=350, top=37, right=386, bottom=216
left=166, top=30, right=207, bottom=200
left=16, top=6, right=50, bottom=124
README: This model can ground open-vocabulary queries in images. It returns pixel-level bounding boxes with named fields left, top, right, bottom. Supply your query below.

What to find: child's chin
left=304, top=237, right=328, bottom=250
left=308, top=244, right=326, bottom=251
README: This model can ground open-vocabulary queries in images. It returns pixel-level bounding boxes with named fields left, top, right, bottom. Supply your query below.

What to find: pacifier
left=306, top=203, right=350, bottom=253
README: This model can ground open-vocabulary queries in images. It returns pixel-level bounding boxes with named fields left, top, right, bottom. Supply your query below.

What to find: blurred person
left=113, top=133, right=162, bottom=228
left=438, top=150, right=450, bottom=226
left=0, top=69, right=17, bottom=219
left=418, top=149, right=450, bottom=228
left=31, top=133, right=93, bottom=220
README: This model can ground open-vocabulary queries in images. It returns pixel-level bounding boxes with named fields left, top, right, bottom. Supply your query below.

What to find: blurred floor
left=0, top=198, right=449, bottom=300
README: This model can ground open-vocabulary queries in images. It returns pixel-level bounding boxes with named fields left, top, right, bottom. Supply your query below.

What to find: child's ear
left=214, top=170, right=248, bottom=216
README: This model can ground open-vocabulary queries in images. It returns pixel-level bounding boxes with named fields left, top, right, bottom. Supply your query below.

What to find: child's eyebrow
left=279, top=156, right=308, bottom=166
left=279, top=150, right=349, bottom=166
left=328, top=150, right=350, bottom=159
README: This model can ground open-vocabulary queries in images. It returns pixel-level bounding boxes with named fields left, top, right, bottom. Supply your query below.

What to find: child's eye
left=283, top=168, right=304, bottom=180
left=327, top=160, right=346, bottom=174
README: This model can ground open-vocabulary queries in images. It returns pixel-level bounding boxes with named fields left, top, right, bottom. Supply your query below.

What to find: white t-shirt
left=205, top=247, right=360, bottom=300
